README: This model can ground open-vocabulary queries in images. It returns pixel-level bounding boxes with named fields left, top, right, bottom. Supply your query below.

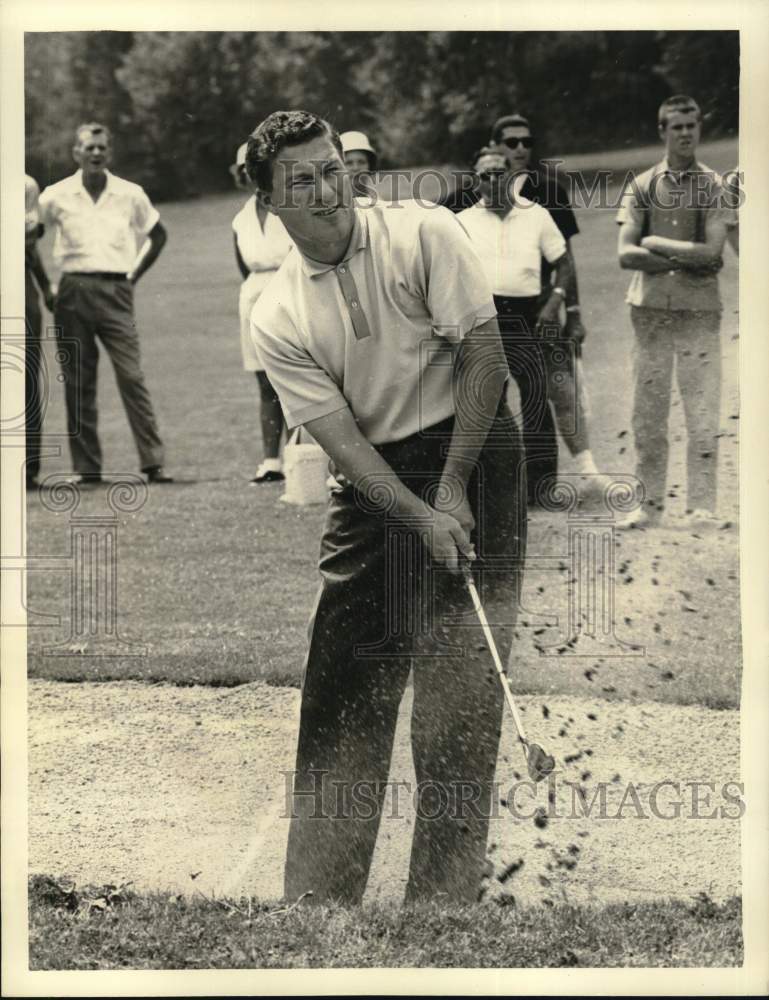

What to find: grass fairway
left=25, top=138, right=740, bottom=707
left=28, top=878, right=741, bottom=969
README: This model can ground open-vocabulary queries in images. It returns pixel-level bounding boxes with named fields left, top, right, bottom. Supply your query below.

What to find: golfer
left=230, top=142, right=294, bottom=482
left=39, top=122, right=171, bottom=485
left=249, top=110, right=526, bottom=906
left=616, top=95, right=734, bottom=529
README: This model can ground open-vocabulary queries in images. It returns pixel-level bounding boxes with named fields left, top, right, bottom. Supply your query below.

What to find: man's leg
left=406, top=408, right=526, bottom=903
left=284, top=489, right=412, bottom=905
left=95, top=279, right=164, bottom=471
left=629, top=306, right=675, bottom=518
left=674, top=310, right=722, bottom=514
left=25, top=272, right=43, bottom=483
left=54, top=275, right=102, bottom=476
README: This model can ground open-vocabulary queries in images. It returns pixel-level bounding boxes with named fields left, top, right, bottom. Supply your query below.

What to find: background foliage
left=25, top=30, right=739, bottom=200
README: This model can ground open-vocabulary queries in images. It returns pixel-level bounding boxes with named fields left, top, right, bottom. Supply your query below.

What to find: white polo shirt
left=457, top=198, right=566, bottom=298
left=38, top=169, right=160, bottom=273
left=251, top=200, right=496, bottom=445
left=232, top=195, right=293, bottom=273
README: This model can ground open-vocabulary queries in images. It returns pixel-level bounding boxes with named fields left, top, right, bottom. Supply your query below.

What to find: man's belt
left=64, top=271, right=128, bottom=281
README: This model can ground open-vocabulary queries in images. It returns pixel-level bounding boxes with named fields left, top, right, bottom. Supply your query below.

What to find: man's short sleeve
left=131, top=187, right=161, bottom=238
left=25, top=176, right=40, bottom=235
left=616, top=177, right=646, bottom=227
left=539, top=209, right=567, bottom=264
left=251, top=305, right=348, bottom=431
left=411, top=206, right=496, bottom=341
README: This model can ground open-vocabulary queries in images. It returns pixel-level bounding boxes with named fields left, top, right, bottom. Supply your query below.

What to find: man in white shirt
left=249, top=110, right=526, bottom=906
left=39, top=122, right=171, bottom=485
left=458, top=148, right=573, bottom=507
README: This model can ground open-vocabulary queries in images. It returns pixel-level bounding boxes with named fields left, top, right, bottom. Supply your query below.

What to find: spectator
left=491, top=113, right=604, bottom=500
left=249, top=110, right=524, bottom=906
left=24, top=174, right=55, bottom=490
left=457, top=147, right=576, bottom=507
left=39, top=123, right=171, bottom=486
left=230, top=142, right=294, bottom=482
left=339, top=130, right=378, bottom=198
left=616, top=95, right=734, bottom=529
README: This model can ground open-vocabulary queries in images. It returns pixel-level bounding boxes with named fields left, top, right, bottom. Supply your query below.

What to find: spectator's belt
left=65, top=271, right=128, bottom=281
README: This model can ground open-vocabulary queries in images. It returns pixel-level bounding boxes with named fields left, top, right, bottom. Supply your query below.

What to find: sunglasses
left=478, top=170, right=507, bottom=182
left=499, top=136, right=534, bottom=150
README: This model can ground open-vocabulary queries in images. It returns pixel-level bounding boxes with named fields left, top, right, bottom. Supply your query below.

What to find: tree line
left=25, top=30, right=739, bottom=201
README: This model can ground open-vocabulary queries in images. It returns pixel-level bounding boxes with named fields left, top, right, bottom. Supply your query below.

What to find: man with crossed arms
left=249, top=110, right=526, bottom=905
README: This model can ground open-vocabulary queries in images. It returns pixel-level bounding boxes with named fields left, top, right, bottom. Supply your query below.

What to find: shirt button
left=672, top=220, right=678, bottom=226
left=351, top=300, right=359, bottom=309
left=338, top=265, right=346, bottom=274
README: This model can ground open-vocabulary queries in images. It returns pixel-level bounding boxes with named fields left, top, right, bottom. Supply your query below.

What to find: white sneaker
left=616, top=507, right=662, bottom=530
left=250, top=459, right=284, bottom=484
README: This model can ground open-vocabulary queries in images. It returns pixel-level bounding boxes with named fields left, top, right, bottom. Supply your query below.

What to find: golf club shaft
left=464, top=572, right=529, bottom=749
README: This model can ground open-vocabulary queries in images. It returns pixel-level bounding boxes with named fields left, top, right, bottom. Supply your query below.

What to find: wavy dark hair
left=245, top=110, right=343, bottom=193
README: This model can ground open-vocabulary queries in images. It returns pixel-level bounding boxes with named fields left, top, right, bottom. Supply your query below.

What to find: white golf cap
left=340, top=130, right=376, bottom=157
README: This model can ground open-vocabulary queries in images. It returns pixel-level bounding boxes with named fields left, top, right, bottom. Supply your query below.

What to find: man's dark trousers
left=25, top=264, right=43, bottom=482
left=54, top=273, right=164, bottom=475
left=284, top=403, right=526, bottom=905
left=494, top=294, right=559, bottom=506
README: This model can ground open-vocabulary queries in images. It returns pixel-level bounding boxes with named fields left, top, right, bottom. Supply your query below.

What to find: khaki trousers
left=630, top=305, right=722, bottom=514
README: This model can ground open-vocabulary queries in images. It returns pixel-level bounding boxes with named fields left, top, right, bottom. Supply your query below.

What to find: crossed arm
left=618, top=214, right=728, bottom=274
left=303, top=317, right=508, bottom=571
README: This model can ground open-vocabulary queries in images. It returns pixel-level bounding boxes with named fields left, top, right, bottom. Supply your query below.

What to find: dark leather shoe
left=144, top=466, right=174, bottom=484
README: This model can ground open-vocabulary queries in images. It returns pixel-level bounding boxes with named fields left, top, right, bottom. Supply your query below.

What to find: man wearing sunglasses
left=490, top=114, right=603, bottom=505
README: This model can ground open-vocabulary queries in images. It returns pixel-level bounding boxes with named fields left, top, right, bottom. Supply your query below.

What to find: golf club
left=463, top=568, right=555, bottom=783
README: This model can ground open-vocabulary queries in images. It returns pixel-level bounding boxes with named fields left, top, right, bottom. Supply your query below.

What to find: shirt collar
left=73, top=168, right=114, bottom=197
left=300, top=206, right=369, bottom=278
left=657, top=157, right=704, bottom=179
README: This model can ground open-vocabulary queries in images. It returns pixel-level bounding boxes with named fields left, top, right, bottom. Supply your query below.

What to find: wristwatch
left=551, top=286, right=567, bottom=300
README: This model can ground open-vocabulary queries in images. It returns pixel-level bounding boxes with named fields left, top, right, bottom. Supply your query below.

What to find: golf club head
left=527, top=743, right=555, bottom=783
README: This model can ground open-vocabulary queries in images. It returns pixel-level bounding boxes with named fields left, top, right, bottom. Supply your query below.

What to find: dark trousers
left=494, top=295, right=558, bottom=506
left=54, top=273, right=164, bottom=475
left=25, top=268, right=43, bottom=481
left=284, top=404, right=527, bottom=905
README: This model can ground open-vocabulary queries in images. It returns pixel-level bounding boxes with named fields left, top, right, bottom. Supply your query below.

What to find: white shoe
left=250, top=459, right=284, bottom=484
left=616, top=507, right=662, bottom=530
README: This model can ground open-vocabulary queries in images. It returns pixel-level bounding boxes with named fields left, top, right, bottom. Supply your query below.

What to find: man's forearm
left=641, top=234, right=721, bottom=266
left=619, top=246, right=680, bottom=273
left=303, top=407, right=430, bottom=521
left=441, top=318, right=508, bottom=488
left=129, top=223, right=167, bottom=283
left=564, top=244, right=580, bottom=307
